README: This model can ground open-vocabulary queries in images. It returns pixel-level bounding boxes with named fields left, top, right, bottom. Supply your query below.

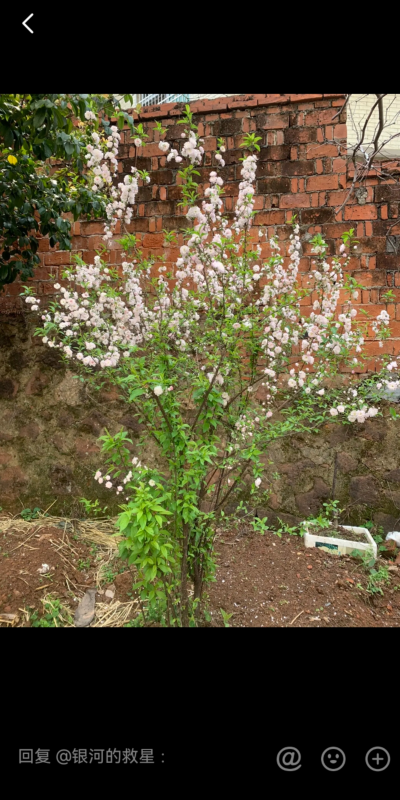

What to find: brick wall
left=1, top=92, right=399, bottom=369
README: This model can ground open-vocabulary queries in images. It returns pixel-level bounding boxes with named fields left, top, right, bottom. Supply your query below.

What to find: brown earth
left=206, top=523, right=400, bottom=627
left=0, top=517, right=135, bottom=626
left=1, top=515, right=399, bottom=627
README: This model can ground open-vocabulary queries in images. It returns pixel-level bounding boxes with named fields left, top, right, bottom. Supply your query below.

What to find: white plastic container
left=303, top=524, right=377, bottom=558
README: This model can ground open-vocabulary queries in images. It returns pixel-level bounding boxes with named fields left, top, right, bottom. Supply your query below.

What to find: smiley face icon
left=321, top=747, right=346, bottom=771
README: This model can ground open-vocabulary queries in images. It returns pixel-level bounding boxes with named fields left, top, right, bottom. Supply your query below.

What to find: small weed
left=79, top=498, right=108, bottom=518
left=20, top=507, right=41, bottom=521
left=220, top=608, right=233, bottom=627
left=29, top=595, right=73, bottom=627
left=101, top=564, right=118, bottom=584
left=249, top=516, right=269, bottom=535
left=366, top=566, right=390, bottom=596
left=353, top=550, right=391, bottom=596
left=77, top=558, right=91, bottom=571
left=274, top=518, right=301, bottom=537
left=279, top=599, right=289, bottom=606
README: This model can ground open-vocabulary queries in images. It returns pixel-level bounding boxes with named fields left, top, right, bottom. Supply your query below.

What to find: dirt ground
left=1, top=514, right=399, bottom=627
left=206, top=524, right=400, bottom=627
left=0, top=515, right=137, bottom=627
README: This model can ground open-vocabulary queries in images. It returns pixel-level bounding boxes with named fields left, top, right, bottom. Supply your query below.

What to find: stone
left=25, top=371, right=50, bottom=396
left=52, top=434, right=72, bottom=455
left=8, top=350, right=27, bottom=371
left=0, top=467, right=28, bottom=496
left=54, top=371, right=82, bottom=407
left=74, top=589, right=97, bottom=627
left=350, top=476, right=380, bottom=505
left=78, top=411, right=107, bottom=436
left=74, top=437, right=100, bottom=458
left=373, top=512, right=400, bottom=534
left=391, top=491, right=400, bottom=509
left=18, top=422, right=40, bottom=441
left=0, top=378, right=18, bottom=399
left=313, top=478, right=330, bottom=499
left=295, top=490, right=320, bottom=518
left=57, top=411, right=75, bottom=428
left=104, top=584, right=116, bottom=601
left=36, top=348, right=64, bottom=369
left=279, top=459, right=315, bottom=481
left=357, top=419, right=387, bottom=442
left=336, top=452, right=358, bottom=473
left=120, top=416, right=144, bottom=437
left=384, top=469, right=400, bottom=483
left=49, top=464, right=73, bottom=494
left=99, top=386, right=120, bottom=402
left=328, top=425, right=352, bottom=446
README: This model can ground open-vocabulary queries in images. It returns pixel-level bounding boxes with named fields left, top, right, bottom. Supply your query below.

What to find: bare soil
left=205, top=523, right=400, bottom=627
left=1, top=515, right=399, bottom=627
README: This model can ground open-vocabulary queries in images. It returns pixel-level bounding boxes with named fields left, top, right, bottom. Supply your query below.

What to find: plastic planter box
left=303, top=525, right=377, bottom=558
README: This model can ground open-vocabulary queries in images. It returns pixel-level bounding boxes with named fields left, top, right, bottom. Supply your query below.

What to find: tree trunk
left=180, top=522, right=190, bottom=627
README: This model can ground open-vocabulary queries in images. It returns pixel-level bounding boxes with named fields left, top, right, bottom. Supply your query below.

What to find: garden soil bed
left=305, top=524, right=367, bottom=542
left=1, top=514, right=399, bottom=627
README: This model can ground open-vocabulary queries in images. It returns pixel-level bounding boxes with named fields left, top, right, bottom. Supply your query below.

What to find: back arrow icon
left=22, top=14, right=34, bottom=33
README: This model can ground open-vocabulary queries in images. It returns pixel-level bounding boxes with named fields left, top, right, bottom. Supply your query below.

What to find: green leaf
left=129, top=388, right=145, bottom=400
left=33, top=108, right=47, bottom=128
left=3, top=126, right=13, bottom=147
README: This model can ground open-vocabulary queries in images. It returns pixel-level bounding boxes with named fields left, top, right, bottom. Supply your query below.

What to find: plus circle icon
left=365, top=747, right=390, bottom=772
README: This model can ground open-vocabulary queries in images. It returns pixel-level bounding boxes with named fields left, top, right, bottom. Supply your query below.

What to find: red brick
left=80, top=221, right=106, bottom=235
left=43, top=252, right=73, bottom=265
left=255, top=210, right=286, bottom=225
left=327, top=190, right=352, bottom=206
left=289, top=94, right=324, bottom=103
left=344, top=205, right=378, bottom=220
left=259, top=145, right=290, bottom=161
left=333, top=157, right=347, bottom=173
left=142, top=233, right=165, bottom=247
left=306, top=144, right=339, bottom=158
left=306, top=175, right=339, bottom=191
left=334, top=124, right=347, bottom=139
left=280, top=193, right=310, bottom=208
left=284, top=128, right=318, bottom=144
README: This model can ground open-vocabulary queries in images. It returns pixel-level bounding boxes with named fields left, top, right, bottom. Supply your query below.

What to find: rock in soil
left=74, top=589, right=97, bottom=627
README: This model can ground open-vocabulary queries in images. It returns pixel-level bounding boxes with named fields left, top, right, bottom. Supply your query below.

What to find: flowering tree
left=24, top=107, right=400, bottom=626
